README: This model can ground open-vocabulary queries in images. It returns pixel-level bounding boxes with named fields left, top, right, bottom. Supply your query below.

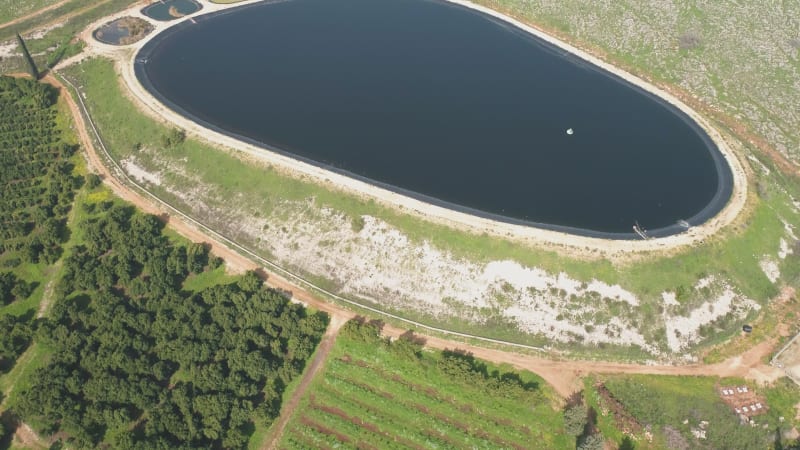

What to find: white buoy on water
left=566, top=128, right=574, bottom=135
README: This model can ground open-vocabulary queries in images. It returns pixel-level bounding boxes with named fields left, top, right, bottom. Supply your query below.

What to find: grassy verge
left=181, top=264, right=236, bottom=292
left=0, top=0, right=63, bottom=25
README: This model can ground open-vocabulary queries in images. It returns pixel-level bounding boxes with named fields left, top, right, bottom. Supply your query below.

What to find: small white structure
left=566, top=128, right=574, bottom=135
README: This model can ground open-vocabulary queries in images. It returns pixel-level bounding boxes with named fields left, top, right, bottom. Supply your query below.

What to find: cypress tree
left=15, top=33, right=39, bottom=80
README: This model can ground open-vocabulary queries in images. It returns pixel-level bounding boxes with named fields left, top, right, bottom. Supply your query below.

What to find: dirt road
left=45, top=73, right=788, bottom=400
left=264, top=315, right=348, bottom=450
left=0, top=0, right=71, bottom=32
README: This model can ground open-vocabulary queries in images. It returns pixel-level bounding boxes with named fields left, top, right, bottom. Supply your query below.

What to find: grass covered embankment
left=62, top=54, right=800, bottom=359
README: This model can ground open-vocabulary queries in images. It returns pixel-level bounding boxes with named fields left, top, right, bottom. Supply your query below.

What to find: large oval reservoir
left=135, top=0, right=733, bottom=238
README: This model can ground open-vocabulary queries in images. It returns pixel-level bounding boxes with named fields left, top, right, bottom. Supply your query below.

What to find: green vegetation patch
left=278, top=319, right=572, bottom=449
left=0, top=75, right=80, bottom=386
left=0, top=76, right=78, bottom=266
left=601, top=374, right=800, bottom=449
left=0, top=0, right=62, bottom=25
left=15, top=205, right=328, bottom=448
left=0, top=313, right=33, bottom=374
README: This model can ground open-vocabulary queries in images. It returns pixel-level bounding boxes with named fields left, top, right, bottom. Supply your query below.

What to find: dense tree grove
left=0, top=271, right=34, bottom=304
left=0, top=313, right=33, bottom=372
left=17, top=206, right=328, bottom=449
left=0, top=75, right=75, bottom=379
left=0, top=76, right=78, bottom=264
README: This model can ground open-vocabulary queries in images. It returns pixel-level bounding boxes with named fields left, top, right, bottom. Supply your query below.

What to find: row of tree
left=0, top=76, right=79, bottom=265
left=17, top=205, right=328, bottom=449
left=341, top=318, right=542, bottom=400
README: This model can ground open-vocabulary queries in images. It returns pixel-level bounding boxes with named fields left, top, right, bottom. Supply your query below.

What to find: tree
left=0, top=272, right=18, bottom=304
left=160, top=128, right=186, bottom=148
left=563, top=403, right=588, bottom=436
left=86, top=173, right=102, bottom=189
left=0, top=272, right=33, bottom=305
left=17, top=209, right=328, bottom=448
left=578, top=432, right=604, bottom=450
left=15, top=33, right=39, bottom=80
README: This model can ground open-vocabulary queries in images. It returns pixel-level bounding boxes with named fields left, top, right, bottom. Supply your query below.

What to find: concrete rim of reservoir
left=84, top=0, right=748, bottom=256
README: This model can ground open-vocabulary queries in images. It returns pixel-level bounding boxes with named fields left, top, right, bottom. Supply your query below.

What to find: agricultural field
left=0, top=76, right=77, bottom=265
left=276, top=319, right=573, bottom=449
left=0, top=73, right=85, bottom=449
left=7, top=192, right=327, bottom=448
left=0, top=0, right=62, bottom=25
left=0, top=75, right=79, bottom=388
left=6, top=196, right=328, bottom=448
left=0, top=0, right=138, bottom=74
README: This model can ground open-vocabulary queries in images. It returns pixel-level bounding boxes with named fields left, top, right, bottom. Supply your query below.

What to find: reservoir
left=136, top=0, right=733, bottom=238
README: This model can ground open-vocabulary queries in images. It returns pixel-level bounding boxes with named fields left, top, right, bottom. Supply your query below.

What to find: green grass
left=601, top=374, right=800, bottom=449
left=0, top=261, right=48, bottom=318
left=181, top=265, right=235, bottom=292
left=0, top=0, right=62, bottom=25
left=582, top=376, right=630, bottom=449
left=277, top=329, right=571, bottom=449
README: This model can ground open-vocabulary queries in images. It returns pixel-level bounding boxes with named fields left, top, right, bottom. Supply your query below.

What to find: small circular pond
left=142, top=0, right=202, bottom=21
left=135, top=0, right=734, bottom=238
left=94, top=17, right=153, bottom=45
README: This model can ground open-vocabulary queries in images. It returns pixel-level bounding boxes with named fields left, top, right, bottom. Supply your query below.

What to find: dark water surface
left=136, top=0, right=732, bottom=237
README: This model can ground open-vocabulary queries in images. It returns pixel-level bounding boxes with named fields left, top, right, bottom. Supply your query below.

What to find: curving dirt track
left=263, top=315, right=348, bottom=450
left=0, top=0, right=71, bottom=31
left=44, top=73, right=787, bottom=400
